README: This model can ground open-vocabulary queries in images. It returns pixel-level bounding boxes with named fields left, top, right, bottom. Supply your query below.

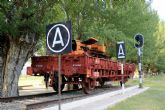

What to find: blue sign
left=116, top=41, right=126, bottom=59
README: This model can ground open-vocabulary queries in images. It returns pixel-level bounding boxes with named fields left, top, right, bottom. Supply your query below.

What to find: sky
left=151, top=0, right=165, bottom=21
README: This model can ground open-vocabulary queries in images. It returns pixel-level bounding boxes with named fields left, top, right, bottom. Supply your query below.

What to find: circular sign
left=46, top=24, right=70, bottom=53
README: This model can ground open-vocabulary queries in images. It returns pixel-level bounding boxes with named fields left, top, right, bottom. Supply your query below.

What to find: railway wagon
left=27, top=38, right=136, bottom=93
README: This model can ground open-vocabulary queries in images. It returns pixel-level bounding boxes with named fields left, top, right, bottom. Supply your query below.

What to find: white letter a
left=52, top=27, right=64, bottom=47
left=118, top=44, right=125, bottom=56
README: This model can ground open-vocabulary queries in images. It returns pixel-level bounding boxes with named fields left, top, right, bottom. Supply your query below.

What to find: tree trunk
left=0, top=35, right=35, bottom=97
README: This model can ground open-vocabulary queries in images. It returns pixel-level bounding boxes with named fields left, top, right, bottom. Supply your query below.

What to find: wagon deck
left=27, top=53, right=135, bottom=93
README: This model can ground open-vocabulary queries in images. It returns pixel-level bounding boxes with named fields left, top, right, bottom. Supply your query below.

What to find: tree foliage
left=0, top=0, right=57, bottom=97
left=39, top=0, right=160, bottom=67
left=154, top=21, right=165, bottom=70
left=0, top=0, right=55, bottom=36
left=40, top=0, right=160, bottom=67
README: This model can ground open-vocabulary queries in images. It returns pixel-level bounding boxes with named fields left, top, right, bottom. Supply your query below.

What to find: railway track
left=25, top=85, right=121, bottom=110
left=0, top=92, right=56, bottom=103
left=26, top=94, right=87, bottom=110
left=0, top=84, right=124, bottom=110
left=0, top=89, right=81, bottom=103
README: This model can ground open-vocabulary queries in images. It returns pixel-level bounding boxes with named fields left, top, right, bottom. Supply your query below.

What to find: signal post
left=116, top=41, right=126, bottom=94
left=46, top=21, right=72, bottom=110
left=134, top=34, right=144, bottom=88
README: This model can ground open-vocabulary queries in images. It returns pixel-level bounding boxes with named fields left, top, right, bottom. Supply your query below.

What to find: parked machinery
left=27, top=38, right=136, bottom=93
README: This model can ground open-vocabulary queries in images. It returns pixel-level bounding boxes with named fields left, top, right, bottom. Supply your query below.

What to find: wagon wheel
left=99, top=79, right=105, bottom=87
left=82, top=78, right=96, bottom=94
left=44, top=73, right=50, bottom=88
left=73, top=84, right=79, bottom=90
left=52, top=75, right=66, bottom=92
left=73, top=77, right=79, bottom=90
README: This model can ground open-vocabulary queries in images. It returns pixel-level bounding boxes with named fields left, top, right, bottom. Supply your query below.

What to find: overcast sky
left=151, top=0, right=165, bottom=21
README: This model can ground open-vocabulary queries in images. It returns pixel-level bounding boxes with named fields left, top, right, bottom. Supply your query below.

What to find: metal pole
left=58, top=54, right=61, bottom=110
left=121, top=62, right=125, bottom=94
left=138, top=48, right=143, bottom=88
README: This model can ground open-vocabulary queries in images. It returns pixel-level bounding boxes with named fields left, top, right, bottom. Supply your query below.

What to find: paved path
left=42, top=85, right=149, bottom=110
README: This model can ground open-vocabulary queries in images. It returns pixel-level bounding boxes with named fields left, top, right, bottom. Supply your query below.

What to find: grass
left=18, top=75, right=45, bottom=87
left=107, top=74, right=165, bottom=110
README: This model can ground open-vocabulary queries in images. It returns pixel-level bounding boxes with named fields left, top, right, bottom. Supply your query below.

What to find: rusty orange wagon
left=27, top=38, right=136, bottom=93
